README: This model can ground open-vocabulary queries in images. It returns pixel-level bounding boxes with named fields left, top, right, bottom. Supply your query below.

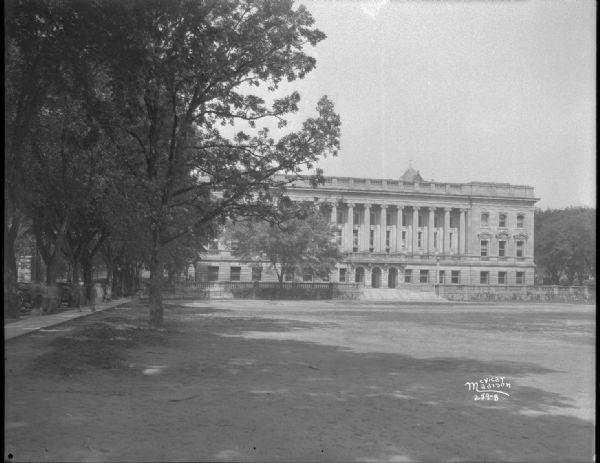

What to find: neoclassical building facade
left=197, top=167, right=538, bottom=287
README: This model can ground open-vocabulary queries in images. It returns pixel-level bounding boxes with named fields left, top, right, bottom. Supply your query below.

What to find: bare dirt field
left=4, top=300, right=595, bottom=462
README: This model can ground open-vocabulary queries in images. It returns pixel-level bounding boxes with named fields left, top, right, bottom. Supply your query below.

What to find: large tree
left=85, top=0, right=341, bottom=326
left=5, top=0, right=340, bottom=326
left=227, top=201, right=341, bottom=286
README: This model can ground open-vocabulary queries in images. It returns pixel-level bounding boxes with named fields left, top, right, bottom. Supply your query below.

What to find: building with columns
left=197, top=167, right=538, bottom=287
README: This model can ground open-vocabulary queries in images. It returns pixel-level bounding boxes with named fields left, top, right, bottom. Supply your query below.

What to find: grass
left=31, top=315, right=167, bottom=375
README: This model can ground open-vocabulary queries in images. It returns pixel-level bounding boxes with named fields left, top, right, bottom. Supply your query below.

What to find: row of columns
left=330, top=203, right=467, bottom=255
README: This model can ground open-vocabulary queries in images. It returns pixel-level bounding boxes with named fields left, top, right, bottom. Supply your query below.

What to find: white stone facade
left=198, top=168, right=538, bottom=287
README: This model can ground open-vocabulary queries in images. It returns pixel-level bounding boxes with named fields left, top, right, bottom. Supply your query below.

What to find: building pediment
left=477, top=232, right=493, bottom=240
left=496, top=231, right=511, bottom=240
left=513, top=233, right=529, bottom=241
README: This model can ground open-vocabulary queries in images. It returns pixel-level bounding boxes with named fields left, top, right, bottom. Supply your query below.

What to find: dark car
left=56, top=282, right=79, bottom=307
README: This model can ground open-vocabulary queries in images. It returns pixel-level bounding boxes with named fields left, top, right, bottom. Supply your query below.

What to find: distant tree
left=227, top=201, right=341, bottom=286
left=534, top=207, right=596, bottom=285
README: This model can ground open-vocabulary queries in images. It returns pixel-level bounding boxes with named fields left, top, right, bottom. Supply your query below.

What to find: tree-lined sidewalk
left=4, top=298, right=131, bottom=340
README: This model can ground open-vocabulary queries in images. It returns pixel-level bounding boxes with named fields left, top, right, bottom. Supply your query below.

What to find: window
left=417, top=231, right=423, bottom=248
left=285, top=269, right=294, bottom=282
left=302, top=268, right=313, bottom=282
left=517, top=214, right=524, bottom=228
left=480, top=271, right=489, bottom=284
left=386, top=230, right=391, bottom=248
left=230, top=266, right=241, bottom=281
left=516, top=241, right=524, bottom=257
left=353, top=229, right=359, bottom=252
left=420, top=270, right=429, bottom=283
left=433, top=231, right=438, bottom=249
left=498, top=271, right=507, bottom=285
left=339, top=268, right=347, bottom=283
left=499, top=213, right=507, bottom=228
left=438, top=270, right=445, bottom=284
left=418, top=214, right=424, bottom=227
left=404, top=269, right=412, bottom=283
left=335, top=229, right=343, bottom=246
left=451, top=270, right=460, bottom=284
left=251, top=267, right=262, bottom=281
left=449, top=232, right=453, bottom=250
left=480, top=240, right=489, bottom=257
left=208, top=266, right=219, bottom=281
left=355, top=267, right=365, bottom=283
left=516, top=272, right=525, bottom=285
left=498, top=240, right=507, bottom=257
left=481, top=213, right=489, bottom=226
left=401, top=230, right=407, bottom=248
left=369, top=229, right=375, bottom=249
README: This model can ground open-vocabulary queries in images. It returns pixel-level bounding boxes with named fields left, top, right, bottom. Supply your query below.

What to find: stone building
left=197, top=167, right=538, bottom=287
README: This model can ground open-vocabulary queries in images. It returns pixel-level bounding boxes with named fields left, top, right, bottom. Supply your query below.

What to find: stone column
left=443, top=208, right=451, bottom=254
left=381, top=267, right=389, bottom=288
left=346, top=203, right=354, bottom=252
left=363, top=204, right=371, bottom=251
left=396, top=206, right=404, bottom=251
left=459, top=209, right=466, bottom=255
left=412, top=206, right=419, bottom=252
left=380, top=205, right=388, bottom=252
left=428, top=207, right=435, bottom=253
left=330, top=201, right=337, bottom=225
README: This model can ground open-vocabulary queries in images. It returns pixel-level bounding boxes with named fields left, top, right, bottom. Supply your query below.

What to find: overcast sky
left=284, top=0, right=596, bottom=209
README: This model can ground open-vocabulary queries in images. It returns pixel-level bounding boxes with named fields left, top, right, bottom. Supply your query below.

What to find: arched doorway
left=388, top=267, right=398, bottom=288
left=355, top=267, right=365, bottom=284
left=371, top=267, right=382, bottom=288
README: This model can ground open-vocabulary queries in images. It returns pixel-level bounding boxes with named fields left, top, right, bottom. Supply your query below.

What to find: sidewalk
left=4, top=298, right=133, bottom=341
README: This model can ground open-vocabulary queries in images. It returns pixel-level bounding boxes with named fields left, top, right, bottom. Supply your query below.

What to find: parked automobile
left=56, top=282, right=79, bottom=307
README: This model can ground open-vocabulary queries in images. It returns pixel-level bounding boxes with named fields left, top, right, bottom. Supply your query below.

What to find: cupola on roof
left=400, top=166, right=424, bottom=183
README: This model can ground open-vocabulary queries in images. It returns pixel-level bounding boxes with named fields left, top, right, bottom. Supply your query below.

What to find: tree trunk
left=44, top=257, right=58, bottom=285
left=81, top=257, right=93, bottom=285
left=4, top=213, right=21, bottom=319
left=71, top=259, right=80, bottom=284
left=148, top=258, right=163, bottom=328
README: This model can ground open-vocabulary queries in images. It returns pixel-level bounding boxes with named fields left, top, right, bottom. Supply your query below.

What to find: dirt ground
left=4, top=300, right=595, bottom=462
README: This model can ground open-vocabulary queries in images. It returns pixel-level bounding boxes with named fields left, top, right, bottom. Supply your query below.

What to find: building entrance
left=388, top=267, right=397, bottom=288
left=371, top=267, right=382, bottom=288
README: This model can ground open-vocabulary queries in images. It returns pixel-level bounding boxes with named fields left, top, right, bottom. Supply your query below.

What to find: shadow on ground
left=5, top=302, right=595, bottom=463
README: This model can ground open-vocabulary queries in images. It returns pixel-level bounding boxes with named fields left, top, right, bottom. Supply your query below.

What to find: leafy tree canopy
left=534, top=207, right=596, bottom=285
left=226, top=201, right=341, bottom=285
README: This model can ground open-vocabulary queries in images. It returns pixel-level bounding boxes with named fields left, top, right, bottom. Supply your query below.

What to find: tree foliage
left=534, top=207, right=596, bottom=285
left=4, top=0, right=341, bottom=324
left=227, top=201, right=341, bottom=285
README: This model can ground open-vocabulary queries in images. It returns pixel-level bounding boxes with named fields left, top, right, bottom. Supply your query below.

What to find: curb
left=4, top=299, right=133, bottom=341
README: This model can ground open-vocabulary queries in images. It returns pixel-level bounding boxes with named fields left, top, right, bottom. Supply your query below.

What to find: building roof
left=400, top=167, right=424, bottom=183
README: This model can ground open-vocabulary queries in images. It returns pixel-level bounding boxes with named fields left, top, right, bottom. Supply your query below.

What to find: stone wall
left=436, top=285, right=594, bottom=303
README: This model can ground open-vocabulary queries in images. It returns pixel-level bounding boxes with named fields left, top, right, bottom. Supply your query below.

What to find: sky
left=275, top=0, right=596, bottom=209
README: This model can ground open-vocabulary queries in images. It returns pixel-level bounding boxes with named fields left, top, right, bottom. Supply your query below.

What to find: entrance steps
left=359, top=287, right=447, bottom=303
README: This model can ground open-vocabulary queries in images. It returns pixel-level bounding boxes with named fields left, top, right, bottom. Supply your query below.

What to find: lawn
left=4, top=300, right=595, bottom=462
